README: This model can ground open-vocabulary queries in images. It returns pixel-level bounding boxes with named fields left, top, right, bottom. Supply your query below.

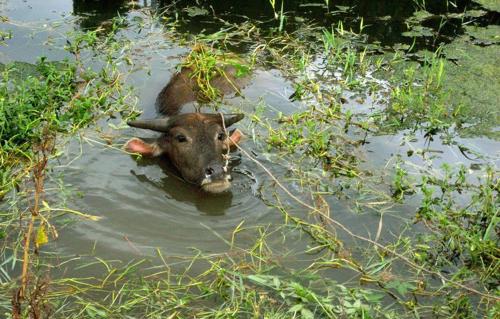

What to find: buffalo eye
left=217, top=132, right=226, bottom=141
left=175, top=134, right=187, bottom=143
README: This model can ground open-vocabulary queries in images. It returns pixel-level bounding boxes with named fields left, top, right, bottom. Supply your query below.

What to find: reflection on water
left=10, top=0, right=486, bottom=49
left=73, top=0, right=132, bottom=29
left=131, top=157, right=236, bottom=216
left=151, top=0, right=497, bottom=49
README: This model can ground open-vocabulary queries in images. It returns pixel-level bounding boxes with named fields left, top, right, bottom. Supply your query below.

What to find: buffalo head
left=124, top=113, right=244, bottom=193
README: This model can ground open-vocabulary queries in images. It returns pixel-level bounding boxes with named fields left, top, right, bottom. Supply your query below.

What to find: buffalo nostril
left=205, top=167, right=215, bottom=176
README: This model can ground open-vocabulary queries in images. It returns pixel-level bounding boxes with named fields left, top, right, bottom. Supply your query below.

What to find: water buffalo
left=124, top=65, right=246, bottom=193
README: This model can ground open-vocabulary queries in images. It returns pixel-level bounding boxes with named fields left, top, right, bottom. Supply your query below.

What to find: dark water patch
left=10, top=0, right=493, bottom=53
left=151, top=0, right=499, bottom=51
left=72, top=0, right=138, bottom=30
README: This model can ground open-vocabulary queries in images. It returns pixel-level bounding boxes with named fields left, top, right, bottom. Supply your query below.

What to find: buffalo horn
left=127, top=118, right=171, bottom=132
left=222, top=113, right=244, bottom=127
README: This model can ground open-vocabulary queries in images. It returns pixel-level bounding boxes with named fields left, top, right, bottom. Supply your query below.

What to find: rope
left=219, top=112, right=230, bottom=173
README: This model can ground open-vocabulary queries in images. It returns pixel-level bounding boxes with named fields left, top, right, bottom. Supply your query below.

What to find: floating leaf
left=247, top=274, right=272, bottom=285
left=288, top=304, right=303, bottom=313
left=465, top=25, right=500, bottom=45
left=474, top=0, right=500, bottom=12
left=386, top=280, right=416, bottom=296
left=301, top=307, right=315, bottom=319
left=402, top=26, right=434, bottom=38
left=183, top=6, right=209, bottom=17
left=405, top=10, right=434, bottom=24
left=464, top=9, right=487, bottom=18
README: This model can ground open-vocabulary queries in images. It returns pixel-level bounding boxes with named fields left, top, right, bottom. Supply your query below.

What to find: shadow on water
left=151, top=0, right=500, bottom=50
left=67, top=0, right=500, bottom=51
left=72, top=0, right=134, bottom=29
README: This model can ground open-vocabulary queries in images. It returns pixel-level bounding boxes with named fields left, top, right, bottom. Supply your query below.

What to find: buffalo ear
left=221, top=113, right=244, bottom=127
left=225, top=129, right=244, bottom=151
left=123, top=138, right=163, bottom=157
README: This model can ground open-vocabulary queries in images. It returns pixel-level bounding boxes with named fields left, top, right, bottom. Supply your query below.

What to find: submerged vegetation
left=1, top=0, right=499, bottom=318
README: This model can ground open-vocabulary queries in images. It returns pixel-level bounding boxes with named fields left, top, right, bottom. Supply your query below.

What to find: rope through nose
left=219, top=112, right=230, bottom=173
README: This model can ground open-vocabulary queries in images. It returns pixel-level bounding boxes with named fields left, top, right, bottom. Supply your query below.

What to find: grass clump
left=0, top=59, right=76, bottom=146
left=265, top=107, right=360, bottom=178
left=415, top=165, right=499, bottom=286
left=393, top=59, right=445, bottom=123
left=182, top=43, right=252, bottom=104
left=0, top=19, right=138, bottom=199
left=0, top=17, right=139, bottom=318
left=0, top=59, right=77, bottom=198
left=373, top=51, right=453, bottom=136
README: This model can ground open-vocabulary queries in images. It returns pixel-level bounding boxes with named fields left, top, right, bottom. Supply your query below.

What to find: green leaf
left=247, top=274, right=271, bottom=285
left=363, top=292, right=384, bottom=303
left=36, top=223, right=49, bottom=248
left=288, top=304, right=303, bottom=313
left=301, top=307, right=315, bottom=319
left=386, top=280, right=415, bottom=296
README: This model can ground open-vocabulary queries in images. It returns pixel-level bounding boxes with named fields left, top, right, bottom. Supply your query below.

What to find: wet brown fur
left=156, top=66, right=248, bottom=115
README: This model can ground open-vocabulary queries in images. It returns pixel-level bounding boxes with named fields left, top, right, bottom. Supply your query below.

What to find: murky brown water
left=52, top=67, right=304, bottom=259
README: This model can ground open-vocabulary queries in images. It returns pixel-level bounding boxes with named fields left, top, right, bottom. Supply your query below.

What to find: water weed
left=182, top=43, right=252, bottom=105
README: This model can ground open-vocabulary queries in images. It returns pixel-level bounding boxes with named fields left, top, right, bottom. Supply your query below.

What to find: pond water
left=2, top=0, right=498, bottom=285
